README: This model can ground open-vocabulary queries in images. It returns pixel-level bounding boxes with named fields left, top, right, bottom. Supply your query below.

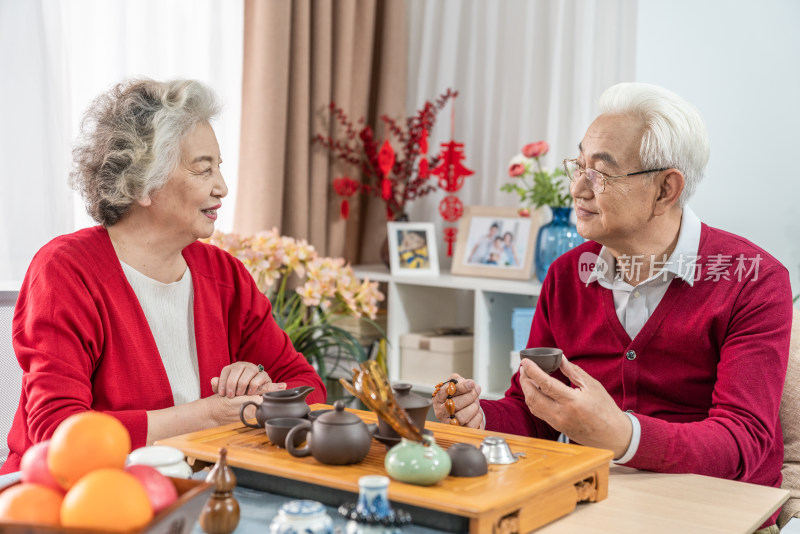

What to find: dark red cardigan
left=483, top=224, right=791, bottom=501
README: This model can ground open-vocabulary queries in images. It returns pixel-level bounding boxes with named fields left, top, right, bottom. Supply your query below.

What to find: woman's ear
left=654, top=169, right=685, bottom=215
left=137, top=196, right=152, bottom=207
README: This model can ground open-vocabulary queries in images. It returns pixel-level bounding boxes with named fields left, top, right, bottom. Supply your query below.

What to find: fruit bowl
left=0, top=476, right=213, bottom=534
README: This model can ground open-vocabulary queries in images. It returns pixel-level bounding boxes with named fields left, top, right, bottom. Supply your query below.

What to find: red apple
left=20, top=440, right=63, bottom=493
left=124, top=464, right=179, bottom=513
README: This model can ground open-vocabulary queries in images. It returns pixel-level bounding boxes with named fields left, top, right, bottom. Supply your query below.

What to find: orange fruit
left=0, top=483, right=63, bottom=525
left=48, top=411, right=131, bottom=490
left=61, top=468, right=153, bottom=531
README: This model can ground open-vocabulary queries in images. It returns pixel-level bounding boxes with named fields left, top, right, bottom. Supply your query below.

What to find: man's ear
left=654, top=169, right=684, bottom=215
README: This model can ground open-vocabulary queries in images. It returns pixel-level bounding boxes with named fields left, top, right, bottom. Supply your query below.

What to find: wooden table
left=536, top=464, right=789, bottom=534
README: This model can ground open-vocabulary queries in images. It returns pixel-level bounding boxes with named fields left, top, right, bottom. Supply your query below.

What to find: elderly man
left=435, top=83, right=792, bottom=532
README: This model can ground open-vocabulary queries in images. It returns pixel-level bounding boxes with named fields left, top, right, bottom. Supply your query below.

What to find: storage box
left=399, top=332, right=473, bottom=383
left=331, top=310, right=387, bottom=344
left=511, top=307, right=536, bottom=352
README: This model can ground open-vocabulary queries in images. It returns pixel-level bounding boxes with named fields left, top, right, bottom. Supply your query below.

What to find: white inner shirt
left=120, top=261, right=201, bottom=405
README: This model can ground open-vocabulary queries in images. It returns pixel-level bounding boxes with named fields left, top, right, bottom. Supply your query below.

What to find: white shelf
left=353, top=265, right=540, bottom=399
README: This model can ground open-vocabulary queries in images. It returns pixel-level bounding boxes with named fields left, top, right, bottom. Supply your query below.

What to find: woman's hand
left=431, top=374, right=484, bottom=428
left=211, top=362, right=286, bottom=397
left=518, top=356, right=632, bottom=458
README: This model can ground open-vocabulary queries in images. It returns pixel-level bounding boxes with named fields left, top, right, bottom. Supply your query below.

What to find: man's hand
left=432, top=374, right=484, bottom=428
left=519, top=356, right=632, bottom=458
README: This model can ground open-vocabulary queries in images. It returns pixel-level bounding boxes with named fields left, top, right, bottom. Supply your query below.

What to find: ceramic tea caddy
left=238, top=385, right=315, bottom=428
left=286, top=400, right=378, bottom=465
left=384, top=434, right=450, bottom=486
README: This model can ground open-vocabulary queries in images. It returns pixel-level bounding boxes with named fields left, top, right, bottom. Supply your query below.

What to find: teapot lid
left=317, top=400, right=362, bottom=425
left=391, top=383, right=431, bottom=410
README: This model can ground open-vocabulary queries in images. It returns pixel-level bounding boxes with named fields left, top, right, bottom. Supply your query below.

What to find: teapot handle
left=239, top=401, right=263, bottom=428
left=285, top=420, right=313, bottom=457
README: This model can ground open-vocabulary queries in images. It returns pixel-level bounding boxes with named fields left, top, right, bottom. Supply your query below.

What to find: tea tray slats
left=157, top=405, right=613, bottom=533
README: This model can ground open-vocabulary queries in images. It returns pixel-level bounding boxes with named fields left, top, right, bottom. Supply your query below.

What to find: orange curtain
left=236, top=0, right=407, bottom=263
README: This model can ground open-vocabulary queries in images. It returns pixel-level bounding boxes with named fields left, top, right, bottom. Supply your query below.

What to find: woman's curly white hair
left=69, top=78, right=221, bottom=226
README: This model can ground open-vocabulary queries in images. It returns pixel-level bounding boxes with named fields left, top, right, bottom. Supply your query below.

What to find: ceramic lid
left=317, top=400, right=362, bottom=425
left=279, top=499, right=326, bottom=517
left=392, top=383, right=432, bottom=410
left=128, top=445, right=184, bottom=467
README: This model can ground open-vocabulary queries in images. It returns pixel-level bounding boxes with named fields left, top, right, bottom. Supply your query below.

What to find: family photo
left=465, top=217, right=529, bottom=269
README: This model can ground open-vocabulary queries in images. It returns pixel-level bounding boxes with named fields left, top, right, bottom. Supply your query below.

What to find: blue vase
left=535, top=207, right=584, bottom=282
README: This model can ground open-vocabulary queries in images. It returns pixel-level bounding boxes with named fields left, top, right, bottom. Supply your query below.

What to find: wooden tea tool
left=199, top=447, right=240, bottom=534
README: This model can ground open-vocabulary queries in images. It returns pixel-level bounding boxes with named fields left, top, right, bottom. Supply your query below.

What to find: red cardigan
left=482, top=224, right=792, bottom=491
left=2, top=227, right=326, bottom=473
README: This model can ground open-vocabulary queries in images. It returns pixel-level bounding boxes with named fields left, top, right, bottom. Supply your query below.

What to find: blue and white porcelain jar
left=269, top=499, right=334, bottom=534
left=341, top=475, right=409, bottom=534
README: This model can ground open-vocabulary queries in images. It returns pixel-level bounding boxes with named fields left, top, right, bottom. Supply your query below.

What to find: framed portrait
left=387, top=222, right=440, bottom=276
left=451, top=206, right=541, bottom=280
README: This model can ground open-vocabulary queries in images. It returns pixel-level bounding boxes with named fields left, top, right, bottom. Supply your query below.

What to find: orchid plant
left=501, top=141, right=571, bottom=214
left=204, top=230, right=385, bottom=380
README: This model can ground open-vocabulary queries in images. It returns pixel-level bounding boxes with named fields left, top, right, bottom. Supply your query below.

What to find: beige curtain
left=236, top=0, right=407, bottom=262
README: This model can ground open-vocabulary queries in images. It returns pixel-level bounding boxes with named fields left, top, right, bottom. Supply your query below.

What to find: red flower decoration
left=313, top=89, right=458, bottom=221
left=522, top=141, right=549, bottom=158
left=508, top=163, right=526, bottom=177
left=378, top=140, right=395, bottom=178
left=333, top=176, right=359, bottom=197
left=418, top=158, right=429, bottom=179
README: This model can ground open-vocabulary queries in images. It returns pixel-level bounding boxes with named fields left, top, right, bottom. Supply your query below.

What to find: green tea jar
left=384, top=434, right=451, bottom=486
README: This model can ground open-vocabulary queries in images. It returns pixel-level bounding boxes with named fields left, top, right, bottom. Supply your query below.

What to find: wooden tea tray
left=157, top=405, right=613, bottom=533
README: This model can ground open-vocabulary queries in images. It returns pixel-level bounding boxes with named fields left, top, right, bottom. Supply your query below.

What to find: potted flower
left=204, top=230, right=385, bottom=389
left=501, top=141, right=583, bottom=282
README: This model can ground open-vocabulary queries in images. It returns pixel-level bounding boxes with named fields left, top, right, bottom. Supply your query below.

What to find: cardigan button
left=626, top=350, right=637, bottom=361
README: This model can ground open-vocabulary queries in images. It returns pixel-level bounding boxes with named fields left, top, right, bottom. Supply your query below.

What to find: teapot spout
left=288, top=385, right=315, bottom=400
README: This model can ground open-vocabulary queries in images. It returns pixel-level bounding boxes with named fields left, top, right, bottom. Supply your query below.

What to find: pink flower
left=522, top=141, right=549, bottom=159
left=508, top=163, right=526, bottom=177
left=518, top=208, right=530, bottom=217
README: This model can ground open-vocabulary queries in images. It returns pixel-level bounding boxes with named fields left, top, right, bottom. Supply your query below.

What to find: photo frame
left=451, top=206, right=541, bottom=280
left=387, top=222, right=440, bottom=276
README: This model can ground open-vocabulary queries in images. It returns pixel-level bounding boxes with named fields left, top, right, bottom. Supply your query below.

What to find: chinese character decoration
left=313, top=89, right=459, bottom=222
left=431, top=98, right=473, bottom=256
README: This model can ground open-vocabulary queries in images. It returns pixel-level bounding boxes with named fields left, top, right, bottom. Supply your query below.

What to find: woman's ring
left=257, top=364, right=264, bottom=373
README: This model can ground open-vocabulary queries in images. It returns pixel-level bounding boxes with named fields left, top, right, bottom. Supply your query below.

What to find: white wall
left=636, top=0, right=800, bottom=294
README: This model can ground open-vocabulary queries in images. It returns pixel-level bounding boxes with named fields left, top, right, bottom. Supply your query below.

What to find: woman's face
left=146, top=122, right=227, bottom=242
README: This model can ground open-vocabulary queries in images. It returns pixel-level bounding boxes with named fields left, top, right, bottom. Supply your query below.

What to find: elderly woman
left=1, top=78, right=325, bottom=473
left=435, top=83, right=792, bottom=532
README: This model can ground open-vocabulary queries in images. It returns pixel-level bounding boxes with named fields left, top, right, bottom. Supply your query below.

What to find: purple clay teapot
left=239, top=385, right=314, bottom=429
left=285, top=400, right=378, bottom=465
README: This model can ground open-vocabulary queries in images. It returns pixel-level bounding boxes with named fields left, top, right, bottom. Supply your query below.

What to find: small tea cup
left=447, top=443, right=488, bottom=477
left=265, top=417, right=307, bottom=448
left=519, top=347, right=563, bottom=374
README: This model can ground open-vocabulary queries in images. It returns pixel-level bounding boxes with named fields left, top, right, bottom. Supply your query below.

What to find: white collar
left=585, top=206, right=702, bottom=287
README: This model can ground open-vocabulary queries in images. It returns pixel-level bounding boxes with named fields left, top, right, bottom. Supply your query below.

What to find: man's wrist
left=613, top=411, right=640, bottom=464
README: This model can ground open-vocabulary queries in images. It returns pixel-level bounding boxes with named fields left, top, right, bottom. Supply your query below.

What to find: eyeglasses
left=563, top=158, right=669, bottom=194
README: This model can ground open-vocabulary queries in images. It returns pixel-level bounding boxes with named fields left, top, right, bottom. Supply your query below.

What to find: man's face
left=570, top=113, right=661, bottom=249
